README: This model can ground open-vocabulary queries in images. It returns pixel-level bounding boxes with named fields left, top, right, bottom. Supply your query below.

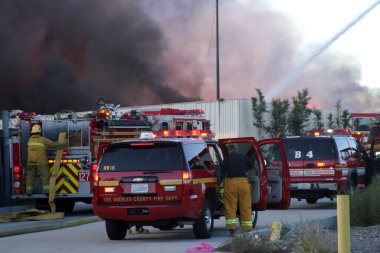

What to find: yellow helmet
left=31, top=124, right=41, bottom=134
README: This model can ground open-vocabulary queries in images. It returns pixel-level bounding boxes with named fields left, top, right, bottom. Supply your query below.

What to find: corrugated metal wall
left=118, top=99, right=258, bottom=139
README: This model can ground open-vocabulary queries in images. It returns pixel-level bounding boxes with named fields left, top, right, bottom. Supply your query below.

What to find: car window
left=347, top=138, right=359, bottom=158
left=183, top=143, right=211, bottom=170
left=283, top=138, right=336, bottom=160
left=99, top=142, right=182, bottom=172
left=334, top=137, right=351, bottom=159
left=208, top=145, right=222, bottom=166
left=260, top=142, right=283, bottom=175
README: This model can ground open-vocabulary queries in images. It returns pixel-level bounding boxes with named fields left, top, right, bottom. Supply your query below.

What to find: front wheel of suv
left=105, top=220, right=127, bottom=240
left=193, top=199, right=214, bottom=239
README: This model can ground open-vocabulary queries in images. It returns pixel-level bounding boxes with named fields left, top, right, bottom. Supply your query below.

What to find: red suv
left=93, top=137, right=291, bottom=240
left=283, top=136, right=368, bottom=204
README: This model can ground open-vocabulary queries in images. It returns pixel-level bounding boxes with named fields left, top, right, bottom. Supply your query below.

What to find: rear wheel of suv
left=193, top=199, right=214, bottom=239
left=306, top=198, right=318, bottom=204
left=105, top=220, right=127, bottom=240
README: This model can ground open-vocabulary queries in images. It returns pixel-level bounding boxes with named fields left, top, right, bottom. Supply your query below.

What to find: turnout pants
left=26, top=164, right=50, bottom=194
left=224, top=177, right=253, bottom=232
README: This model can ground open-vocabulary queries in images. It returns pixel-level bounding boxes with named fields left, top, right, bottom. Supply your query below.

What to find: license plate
left=79, top=172, right=90, bottom=182
left=298, top=183, right=311, bottom=189
left=131, top=184, right=148, bottom=193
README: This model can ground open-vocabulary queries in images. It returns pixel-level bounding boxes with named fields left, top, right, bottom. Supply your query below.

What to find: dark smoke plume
left=0, top=0, right=198, bottom=114
left=0, top=0, right=378, bottom=114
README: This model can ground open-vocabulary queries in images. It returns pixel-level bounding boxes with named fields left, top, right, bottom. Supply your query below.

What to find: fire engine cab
left=8, top=106, right=215, bottom=213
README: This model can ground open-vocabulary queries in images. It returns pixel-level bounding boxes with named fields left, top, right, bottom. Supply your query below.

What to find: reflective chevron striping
left=50, top=163, right=79, bottom=194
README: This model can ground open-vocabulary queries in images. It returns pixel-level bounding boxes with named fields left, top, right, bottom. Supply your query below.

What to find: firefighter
left=222, top=144, right=254, bottom=235
left=26, top=124, right=64, bottom=196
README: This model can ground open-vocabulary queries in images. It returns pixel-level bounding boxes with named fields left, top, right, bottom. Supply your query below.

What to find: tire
left=105, top=220, right=127, bottom=240
left=306, top=198, right=318, bottom=204
left=251, top=210, right=258, bottom=229
left=193, top=199, right=214, bottom=239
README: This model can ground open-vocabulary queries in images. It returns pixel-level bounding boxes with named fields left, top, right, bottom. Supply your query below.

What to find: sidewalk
left=0, top=204, right=101, bottom=237
left=0, top=203, right=337, bottom=238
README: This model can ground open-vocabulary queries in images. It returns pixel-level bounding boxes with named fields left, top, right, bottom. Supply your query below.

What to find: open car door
left=219, top=137, right=268, bottom=210
left=258, top=138, right=291, bottom=209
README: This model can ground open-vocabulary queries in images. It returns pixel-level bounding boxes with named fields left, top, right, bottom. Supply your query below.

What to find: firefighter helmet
left=31, top=124, right=41, bottom=134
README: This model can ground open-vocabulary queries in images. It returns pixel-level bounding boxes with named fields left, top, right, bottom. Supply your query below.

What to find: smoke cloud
left=0, top=0, right=198, bottom=114
left=144, top=0, right=380, bottom=112
left=0, top=0, right=378, bottom=113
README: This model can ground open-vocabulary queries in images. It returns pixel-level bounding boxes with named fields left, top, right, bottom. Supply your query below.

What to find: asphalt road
left=0, top=198, right=337, bottom=253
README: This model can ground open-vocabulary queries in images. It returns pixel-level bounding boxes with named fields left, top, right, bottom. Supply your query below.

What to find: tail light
left=92, top=172, right=100, bottom=196
left=334, top=163, right=343, bottom=178
left=93, top=173, right=99, bottom=182
left=13, top=166, right=21, bottom=174
left=91, top=163, right=99, bottom=194
left=91, top=163, right=98, bottom=173
left=13, top=165, right=22, bottom=195
left=182, top=171, right=193, bottom=195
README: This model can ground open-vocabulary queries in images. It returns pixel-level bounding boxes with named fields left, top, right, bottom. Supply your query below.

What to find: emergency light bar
left=153, top=130, right=213, bottom=139
left=16, top=111, right=37, bottom=120
left=307, top=129, right=352, bottom=137
left=93, top=109, right=111, bottom=117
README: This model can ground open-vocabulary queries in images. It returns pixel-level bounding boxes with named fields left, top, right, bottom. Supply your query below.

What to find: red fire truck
left=351, top=113, right=380, bottom=147
left=9, top=106, right=214, bottom=212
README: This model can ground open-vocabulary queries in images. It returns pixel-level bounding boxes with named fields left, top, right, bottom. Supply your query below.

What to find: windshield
left=283, top=138, right=336, bottom=161
left=99, top=142, right=183, bottom=172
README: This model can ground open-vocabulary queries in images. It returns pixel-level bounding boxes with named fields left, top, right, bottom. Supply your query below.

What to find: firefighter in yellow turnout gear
left=26, top=124, right=64, bottom=195
left=222, top=145, right=254, bottom=235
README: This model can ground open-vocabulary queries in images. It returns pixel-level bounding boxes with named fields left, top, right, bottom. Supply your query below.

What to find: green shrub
left=216, top=223, right=291, bottom=253
left=294, top=220, right=332, bottom=253
left=350, top=175, right=380, bottom=226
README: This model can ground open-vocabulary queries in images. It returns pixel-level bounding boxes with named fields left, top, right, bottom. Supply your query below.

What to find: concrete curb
left=0, top=216, right=102, bottom=237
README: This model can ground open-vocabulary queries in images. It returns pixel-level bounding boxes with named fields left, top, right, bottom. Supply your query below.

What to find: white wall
left=119, top=99, right=258, bottom=139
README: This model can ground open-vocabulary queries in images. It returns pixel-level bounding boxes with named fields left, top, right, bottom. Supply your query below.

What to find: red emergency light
left=16, top=112, right=37, bottom=121
left=91, top=163, right=98, bottom=172
left=13, top=166, right=21, bottom=173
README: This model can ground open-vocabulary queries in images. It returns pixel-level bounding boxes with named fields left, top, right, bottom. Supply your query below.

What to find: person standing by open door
left=26, top=124, right=65, bottom=196
left=222, top=144, right=254, bottom=236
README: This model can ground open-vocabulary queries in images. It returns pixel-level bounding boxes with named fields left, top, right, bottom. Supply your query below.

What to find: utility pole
left=216, top=0, right=221, bottom=138
left=216, top=0, right=220, bottom=101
